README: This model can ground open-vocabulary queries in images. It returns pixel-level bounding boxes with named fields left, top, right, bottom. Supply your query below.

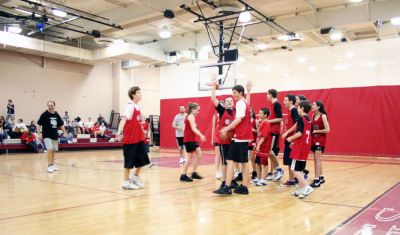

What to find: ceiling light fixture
left=159, top=27, right=171, bottom=39
left=330, top=31, right=343, bottom=41
left=350, top=0, right=363, bottom=2
left=298, top=56, right=307, bottom=63
left=52, top=9, right=67, bottom=18
left=239, top=11, right=251, bottom=23
left=7, top=26, right=22, bottom=34
left=256, top=43, right=268, bottom=50
left=391, top=17, right=400, bottom=26
left=15, top=8, right=32, bottom=15
left=112, top=39, right=124, bottom=45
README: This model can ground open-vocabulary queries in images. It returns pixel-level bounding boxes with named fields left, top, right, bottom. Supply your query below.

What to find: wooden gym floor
left=0, top=149, right=399, bottom=235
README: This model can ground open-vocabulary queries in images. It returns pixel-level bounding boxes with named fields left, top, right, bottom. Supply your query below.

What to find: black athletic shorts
left=291, top=159, right=306, bottom=172
left=255, top=155, right=268, bottom=166
left=219, top=144, right=230, bottom=166
left=227, top=141, right=249, bottom=163
left=214, top=143, right=220, bottom=147
left=271, top=133, right=280, bottom=156
left=248, top=145, right=254, bottom=151
left=123, top=142, right=150, bottom=169
left=311, top=145, right=325, bottom=153
left=184, top=142, right=199, bottom=153
left=176, top=137, right=184, bottom=149
left=283, top=140, right=293, bottom=166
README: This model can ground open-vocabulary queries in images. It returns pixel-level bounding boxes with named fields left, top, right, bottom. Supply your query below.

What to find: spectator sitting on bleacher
left=92, top=122, right=110, bottom=140
left=21, top=128, right=40, bottom=153
left=71, top=117, right=80, bottom=134
left=59, top=129, right=73, bottom=144
left=84, top=117, right=94, bottom=134
left=97, top=113, right=107, bottom=126
left=0, top=125, right=6, bottom=144
left=28, top=120, right=37, bottom=133
left=0, top=116, right=5, bottom=128
left=5, top=116, right=16, bottom=138
left=78, top=117, right=85, bottom=134
left=13, top=118, right=27, bottom=138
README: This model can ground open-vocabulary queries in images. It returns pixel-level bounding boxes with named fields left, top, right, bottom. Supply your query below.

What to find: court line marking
left=326, top=181, right=400, bottom=235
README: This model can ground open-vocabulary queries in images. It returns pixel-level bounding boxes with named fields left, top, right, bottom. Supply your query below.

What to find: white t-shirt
left=123, top=102, right=141, bottom=121
left=15, top=122, right=26, bottom=130
left=173, top=113, right=186, bottom=137
left=236, top=99, right=246, bottom=118
left=85, top=120, right=94, bottom=128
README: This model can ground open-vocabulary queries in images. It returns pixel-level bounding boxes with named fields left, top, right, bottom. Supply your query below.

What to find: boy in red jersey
left=266, top=89, right=284, bottom=181
left=281, top=94, right=299, bottom=186
left=116, top=87, right=150, bottom=190
left=287, top=101, right=313, bottom=199
left=180, top=102, right=207, bottom=182
left=253, top=108, right=272, bottom=186
left=215, top=84, right=253, bottom=195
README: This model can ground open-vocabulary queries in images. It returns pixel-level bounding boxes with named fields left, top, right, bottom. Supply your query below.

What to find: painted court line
left=328, top=182, right=400, bottom=235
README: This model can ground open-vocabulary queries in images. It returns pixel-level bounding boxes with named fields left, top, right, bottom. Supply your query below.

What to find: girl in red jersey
left=116, top=86, right=150, bottom=190
left=310, top=101, right=330, bottom=188
left=180, top=102, right=206, bottom=182
left=287, top=101, right=313, bottom=199
left=211, top=112, right=222, bottom=179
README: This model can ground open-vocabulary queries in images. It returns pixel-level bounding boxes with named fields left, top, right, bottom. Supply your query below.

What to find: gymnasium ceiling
left=0, top=0, right=399, bottom=65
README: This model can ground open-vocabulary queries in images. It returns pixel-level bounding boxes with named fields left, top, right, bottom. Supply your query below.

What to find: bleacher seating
left=0, top=132, right=122, bottom=153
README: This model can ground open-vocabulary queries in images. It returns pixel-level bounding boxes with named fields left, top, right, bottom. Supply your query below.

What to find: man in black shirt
left=37, top=101, right=66, bottom=173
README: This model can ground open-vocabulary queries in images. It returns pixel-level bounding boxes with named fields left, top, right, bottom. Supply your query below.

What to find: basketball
left=219, top=130, right=234, bottom=142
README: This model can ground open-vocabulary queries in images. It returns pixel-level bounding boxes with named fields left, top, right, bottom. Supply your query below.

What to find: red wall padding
left=160, top=86, right=400, bottom=157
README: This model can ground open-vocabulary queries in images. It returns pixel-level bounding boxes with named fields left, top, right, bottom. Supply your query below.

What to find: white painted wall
left=133, top=67, right=160, bottom=116
left=160, top=38, right=400, bottom=99
left=0, top=50, right=113, bottom=123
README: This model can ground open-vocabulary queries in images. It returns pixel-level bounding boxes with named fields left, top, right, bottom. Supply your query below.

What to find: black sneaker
left=233, top=185, right=249, bottom=195
left=230, top=180, right=240, bottom=189
left=235, top=172, right=243, bottom=181
left=213, top=185, right=232, bottom=195
left=191, top=172, right=203, bottom=180
left=310, top=179, right=321, bottom=188
left=180, top=174, right=193, bottom=182
left=319, top=176, right=326, bottom=184
left=251, top=171, right=257, bottom=180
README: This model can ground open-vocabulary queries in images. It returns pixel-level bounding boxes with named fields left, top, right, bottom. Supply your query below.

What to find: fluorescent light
left=330, top=31, right=343, bottom=41
left=15, top=8, right=32, bottom=15
left=256, top=43, right=268, bottom=50
left=112, top=39, right=124, bottom=45
left=350, top=0, right=363, bottom=2
left=239, top=11, right=251, bottom=23
left=7, top=26, right=22, bottom=34
left=53, top=9, right=67, bottom=18
left=345, top=52, right=355, bottom=58
left=159, top=28, right=171, bottom=39
left=298, top=56, right=307, bottom=63
left=391, top=17, right=400, bottom=26
left=366, top=62, right=376, bottom=67
left=333, top=64, right=348, bottom=70
left=309, top=66, right=316, bottom=72
left=278, top=34, right=290, bottom=41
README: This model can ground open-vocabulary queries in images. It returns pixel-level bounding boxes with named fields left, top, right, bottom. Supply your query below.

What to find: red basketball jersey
left=290, top=115, right=312, bottom=161
left=312, top=114, right=327, bottom=146
left=257, top=120, right=272, bottom=154
left=249, top=118, right=257, bottom=147
left=123, top=106, right=145, bottom=144
left=233, top=99, right=253, bottom=141
left=284, top=107, right=298, bottom=140
left=183, top=115, right=197, bottom=142
left=218, top=109, right=235, bottom=145
left=269, top=101, right=282, bottom=134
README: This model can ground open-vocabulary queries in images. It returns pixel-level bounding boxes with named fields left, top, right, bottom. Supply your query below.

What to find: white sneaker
left=122, top=181, right=139, bottom=190
left=130, top=175, right=144, bottom=188
left=256, top=179, right=268, bottom=186
left=52, top=165, right=59, bottom=171
left=251, top=178, right=260, bottom=184
left=273, top=168, right=284, bottom=181
left=299, top=186, right=314, bottom=199
left=292, top=187, right=303, bottom=197
left=266, top=173, right=274, bottom=181
left=47, top=165, right=54, bottom=173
